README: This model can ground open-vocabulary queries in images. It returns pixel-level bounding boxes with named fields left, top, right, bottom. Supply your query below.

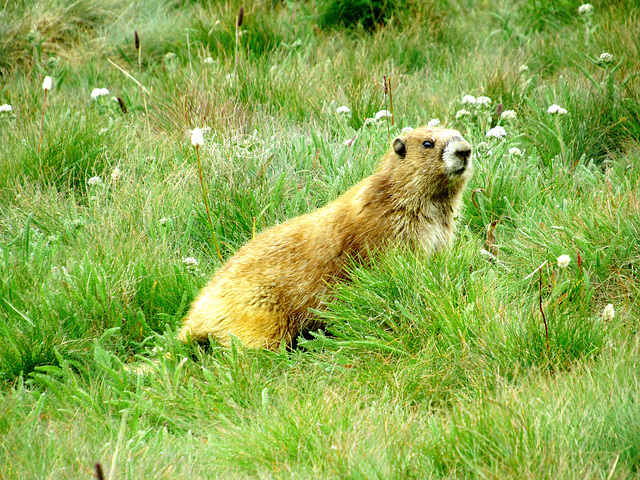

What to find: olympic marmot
left=178, top=126, right=472, bottom=350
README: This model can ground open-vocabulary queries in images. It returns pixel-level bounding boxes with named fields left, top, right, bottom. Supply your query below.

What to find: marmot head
left=384, top=126, right=473, bottom=201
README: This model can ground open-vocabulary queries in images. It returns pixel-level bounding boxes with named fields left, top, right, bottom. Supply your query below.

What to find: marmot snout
left=179, top=126, right=473, bottom=350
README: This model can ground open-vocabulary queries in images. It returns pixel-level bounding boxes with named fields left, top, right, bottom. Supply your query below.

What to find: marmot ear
left=393, top=137, right=406, bottom=157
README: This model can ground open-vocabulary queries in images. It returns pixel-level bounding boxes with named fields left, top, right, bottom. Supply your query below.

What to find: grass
left=1, top=0, right=640, bottom=478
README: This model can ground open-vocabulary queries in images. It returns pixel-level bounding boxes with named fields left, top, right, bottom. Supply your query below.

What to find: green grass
left=1, top=0, right=640, bottom=478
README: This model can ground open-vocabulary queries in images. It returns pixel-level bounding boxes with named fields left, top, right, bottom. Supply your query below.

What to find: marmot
left=178, top=126, right=472, bottom=350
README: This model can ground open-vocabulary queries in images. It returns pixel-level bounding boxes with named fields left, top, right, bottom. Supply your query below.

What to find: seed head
left=191, top=128, right=204, bottom=147
left=237, top=6, right=244, bottom=27
left=117, top=97, right=127, bottom=114
left=42, top=76, right=52, bottom=91
left=135, top=30, right=140, bottom=50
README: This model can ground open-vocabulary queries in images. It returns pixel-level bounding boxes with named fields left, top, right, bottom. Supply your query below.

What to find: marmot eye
left=422, top=140, right=434, bottom=148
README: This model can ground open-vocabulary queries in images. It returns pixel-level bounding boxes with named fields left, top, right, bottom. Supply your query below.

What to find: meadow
left=1, top=0, right=639, bottom=477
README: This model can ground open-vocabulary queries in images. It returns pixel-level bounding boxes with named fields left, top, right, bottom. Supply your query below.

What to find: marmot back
left=178, top=126, right=472, bottom=350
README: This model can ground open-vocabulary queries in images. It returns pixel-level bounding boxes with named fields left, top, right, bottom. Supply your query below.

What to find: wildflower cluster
left=578, top=3, right=593, bottom=15
left=547, top=104, right=568, bottom=115
left=182, top=257, right=199, bottom=272
left=486, top=126, right=507, bottom=140
left=500, top=110, right=517, bottom=121
left=87, top=176, right=103, bottom=186
left=191, top=128, right=204, bottom=147
left=557, top=254, right=571, bottom=268
left=111, top=167, right=122, bottom=182
left=508, top=147, right=523, bottom=157
left=598, top=52, right=614, bottom=65
left=361, top=109, right=393, bottom=127
left=579, top=3, right=594, bottom=46
left=91, top=88, right=110, bottom=99
left=602, top=303, right=615, bottom=320
left=455, top=94, right=502, bottom=137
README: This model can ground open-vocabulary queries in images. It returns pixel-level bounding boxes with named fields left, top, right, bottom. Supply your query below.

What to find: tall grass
left=1, top=0, right=639, bottom=478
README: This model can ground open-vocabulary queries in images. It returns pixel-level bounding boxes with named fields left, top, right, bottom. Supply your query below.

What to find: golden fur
left=178, top=126, right=472, bottom=349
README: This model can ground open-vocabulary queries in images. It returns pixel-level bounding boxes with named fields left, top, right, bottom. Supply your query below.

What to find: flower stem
left=195, top=145, right=223, bottom=262
left=539, top=268, right=550, bottom=356
left=554, top=117, right=567, bottom=164
left=38, top=90, right=47, bottom=154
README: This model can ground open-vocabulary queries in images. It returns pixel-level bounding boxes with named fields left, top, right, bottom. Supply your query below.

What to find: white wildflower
left=343, top=136, right=356, bottom=147
left=578, top=4, right=593, bottom=15
left=336, top=106, right=351, bottom=115
left=204, top=57, right=214, bottom=64
left=518, top=64, right=530, bottom=73
left=159, top=217, right=170, bottom=226
left=598, top=52, right=614, bottom=64
left=183, top=257, right=199, bottom=271
left=509, top=147, right=523, bottom=157
left=91, top=88, right=110, bottom=99
left=401, top=126, right=414, bottom=133
left=363, top=117, right=376, bottom=126
left=602, top=303, right=615, bottom=321
left=427, top=118, right=441, bottom=127
left=557, top=254, right=571, bottom=268
left=476, top=141, right=490, bottom=152
left=0, top=104, right=12, bottom=113
left=191, top=128, right=204, bottom=147
left=548, top=104, right=568, bottom=115
left=486, top=126, right=507, bottom=139
left=455, top=109, right=471, bottom=119
left=461, top=95, right=476, bottom=105
left=87, top=176, right=103, bottom=186
left=374, top=110, right=392, bottom=121
left=111, top=166, right=122, bottom=182
left=164, top=52, right=177, bottom=60
left=42, top=76, right=52, bottom=91
left=476, top=96, right=492, bottom=107
left=500, top=110, right=517, bottom=121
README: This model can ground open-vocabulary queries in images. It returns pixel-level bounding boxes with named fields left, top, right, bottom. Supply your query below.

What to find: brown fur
left=178, top=126, right=473, bottom=350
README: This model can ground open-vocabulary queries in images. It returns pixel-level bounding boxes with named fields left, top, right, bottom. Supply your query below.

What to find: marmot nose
left=455, top=148, right=471, bottom=162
